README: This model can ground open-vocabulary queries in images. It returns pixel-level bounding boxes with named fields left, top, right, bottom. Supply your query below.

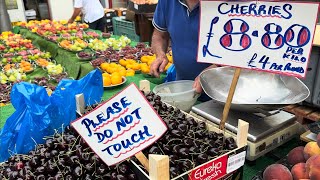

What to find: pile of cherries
left=137, top=91, right=238, bottom=178
left=0, top=126, right=139, bottom=180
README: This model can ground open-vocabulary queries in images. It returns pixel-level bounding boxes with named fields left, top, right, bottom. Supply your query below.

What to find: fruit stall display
left=263, top=134, right=320, bottom=180
left=0, top=32, right=68, bottom=104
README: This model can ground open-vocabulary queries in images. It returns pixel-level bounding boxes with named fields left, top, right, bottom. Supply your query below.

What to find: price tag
left=134, top=3, right=139, bottom=10
left=197, top=1, right=320, bottom=78
left=226, top=151, right=246, bottom=174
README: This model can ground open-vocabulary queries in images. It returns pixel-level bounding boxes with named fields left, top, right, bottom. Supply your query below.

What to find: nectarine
left=288, top=146, right=306, bottom=165
left=291, top=163, right=309, bottom=180
left=317, top=133, right=320, bottom=148
left=304, top=142, right=320, bottom=160
left=263, top=164, right=293, bottom=180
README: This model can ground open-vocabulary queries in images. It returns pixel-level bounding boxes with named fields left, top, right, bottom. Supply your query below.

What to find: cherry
left=173, top=145, right=182, bottom=154
left=177, top=124, right=188, bottom=133
left=179, top=148, right=189, bottom=157
left=73, top=166, right=82, bottom=177
left=183, top=139, right=194, bottom=147
left=189, top=146, right=200, bottom=154
left=118, top=164, right=129, bottom=174
left=170, top=167, right=180, bottom=178
left=208, top=147, right=219, bottom=156
left=197, top=154, right=209, bottom=164
left=116, top=174, right=127, bottom=180
left=149, top=146, right=161, bottom=154
left=36, top=174, right=46, bottom=180
left=171, top=130, right=183, bottom=138
left=127, top=173, right=137, bottom=180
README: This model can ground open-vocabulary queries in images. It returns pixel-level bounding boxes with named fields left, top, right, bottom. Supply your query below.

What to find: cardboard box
left=128, top=1, right=157, bottom=13
left=106, top=18, right=113, bottom=26
left=126, top=10, right=136, bottom=22
left=114, top=8, right=127, bottom=17
left=105, top=8, right=117, bottom=18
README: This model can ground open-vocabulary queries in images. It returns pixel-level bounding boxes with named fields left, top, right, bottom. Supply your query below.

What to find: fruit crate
left=112, top=16, right=140, bottom=42
left=74, top=81, right=249, bottom=180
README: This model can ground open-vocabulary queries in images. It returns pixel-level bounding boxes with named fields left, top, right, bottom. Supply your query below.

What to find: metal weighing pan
left=200, top=67, right=310, bottom=113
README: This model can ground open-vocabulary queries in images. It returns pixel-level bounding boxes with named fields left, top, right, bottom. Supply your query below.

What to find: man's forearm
left=70, top=8, right=81, bottom=22
left=151, top=30, right=169, bottom=58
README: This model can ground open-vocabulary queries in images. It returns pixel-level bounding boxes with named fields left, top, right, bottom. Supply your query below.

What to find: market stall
left=1, top=0, right=320, bottom=179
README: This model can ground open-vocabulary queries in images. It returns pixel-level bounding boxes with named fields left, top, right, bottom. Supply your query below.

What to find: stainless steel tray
left=200, top=67, right=310, bottom=112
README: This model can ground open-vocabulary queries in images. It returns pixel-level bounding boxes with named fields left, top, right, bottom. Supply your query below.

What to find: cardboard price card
left=188, top=150, right=246, bottom=180
left=197, top=0, right=319, bottom=78
left=71, top=83, right=168, bottom=166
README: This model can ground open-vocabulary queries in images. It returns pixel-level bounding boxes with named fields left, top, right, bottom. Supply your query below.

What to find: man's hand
left=150, top=55, right=168, bottom=78
left=68, top=19, right=74, bottom=24
left=193, top=64, right=218, bottom=93
left=193, top=75, right=202, bottom=93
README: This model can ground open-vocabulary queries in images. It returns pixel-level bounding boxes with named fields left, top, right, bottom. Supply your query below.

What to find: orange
left=111, top=75, right=122, bottom=85
left=127, top=59, right=136, bottom=64
left=126, top=64, right=133, bottom=70
left=141, top=66, right=150, bottom=74
left=126, top=69, right=135, bottom=76
left=119, top=59, right=128, bottom=66
left=112, top=72, right=121, bottom=77
left=132, top=63, right=141, bottom=70
left=103, top=76, right=111, bottom=86
left=100, top=63, right=109, bottom=71
left=119, top=69, right=127, bottom=77
left=102, top=72, right=110, bottom=78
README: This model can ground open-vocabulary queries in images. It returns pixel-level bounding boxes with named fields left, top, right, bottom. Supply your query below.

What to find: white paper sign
left=71, top=83, right=168, bottom=166
left=198, top=1, right=319, bottom=78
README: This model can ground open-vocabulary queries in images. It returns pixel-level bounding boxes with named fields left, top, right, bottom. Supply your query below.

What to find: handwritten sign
left=71, top=83, right=167, bottom=166
left=197, top=1, right=319, bottom=78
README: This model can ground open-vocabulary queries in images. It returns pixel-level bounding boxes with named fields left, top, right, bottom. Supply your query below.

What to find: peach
left=263, top=164, right=293, bottom=180
left=287, top=146, right=306, bottom=165
left=291, top=163, right=309, bottom=180
left=309, top=168, right=320, bottom=180
left=306, top=155, right=320, bottom=174
left=317, top=133, right=320, bottom=148
left=304, top=142, right=320, bottom=160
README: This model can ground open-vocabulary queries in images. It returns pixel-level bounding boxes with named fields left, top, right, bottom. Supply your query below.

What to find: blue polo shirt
left=152, top=0, right=211, bottom=80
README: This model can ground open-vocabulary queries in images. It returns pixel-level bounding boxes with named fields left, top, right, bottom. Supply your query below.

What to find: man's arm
left=150, top=29, right=170, bottom=77
left=68, top=8, right=82, bottom=23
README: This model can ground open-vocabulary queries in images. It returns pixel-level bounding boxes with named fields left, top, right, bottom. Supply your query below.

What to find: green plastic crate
left=112, top=17, right=140, bottom=42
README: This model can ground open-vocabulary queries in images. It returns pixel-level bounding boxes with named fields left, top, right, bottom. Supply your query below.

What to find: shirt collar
left=178, top=0, right=199, bottom=13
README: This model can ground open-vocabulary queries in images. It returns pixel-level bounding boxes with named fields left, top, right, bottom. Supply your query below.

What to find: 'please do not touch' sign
left=71, top=83, right=168, bottom=166
left=197, top=0, right=319, bottom=78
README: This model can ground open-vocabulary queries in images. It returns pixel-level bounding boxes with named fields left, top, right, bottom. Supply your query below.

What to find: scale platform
left=191, top=100, right=301, bottom=161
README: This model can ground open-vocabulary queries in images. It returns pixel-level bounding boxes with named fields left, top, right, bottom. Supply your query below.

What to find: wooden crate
left=284, top=104, right=320, bottom=124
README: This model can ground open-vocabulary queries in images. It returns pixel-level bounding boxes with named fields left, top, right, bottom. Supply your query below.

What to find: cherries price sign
left=71, top=83, right=167, bottom=166
left=197, top=0, right=320, bottom=78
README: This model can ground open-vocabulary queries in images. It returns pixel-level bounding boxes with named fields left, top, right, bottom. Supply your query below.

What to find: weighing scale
left=191, top=100, right=301, bottom=161
left=195, top=67, right=309, bottom=161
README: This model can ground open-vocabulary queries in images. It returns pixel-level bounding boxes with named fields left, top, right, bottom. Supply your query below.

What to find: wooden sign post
left=197, top=0, right=320, bottom=129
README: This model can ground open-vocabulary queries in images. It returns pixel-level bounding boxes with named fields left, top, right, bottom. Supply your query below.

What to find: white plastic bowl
left=153, top=80, right=200, bottom=112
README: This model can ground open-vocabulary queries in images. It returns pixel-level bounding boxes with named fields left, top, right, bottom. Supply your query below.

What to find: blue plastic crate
left=112, top=17, right=140, bottom=42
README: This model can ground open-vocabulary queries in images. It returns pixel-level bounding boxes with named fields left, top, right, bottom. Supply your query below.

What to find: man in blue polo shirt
left=150, top=0, right=216, bottom=94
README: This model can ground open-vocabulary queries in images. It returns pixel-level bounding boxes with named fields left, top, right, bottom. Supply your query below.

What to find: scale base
left=189, top=111, right=301, bottom=161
